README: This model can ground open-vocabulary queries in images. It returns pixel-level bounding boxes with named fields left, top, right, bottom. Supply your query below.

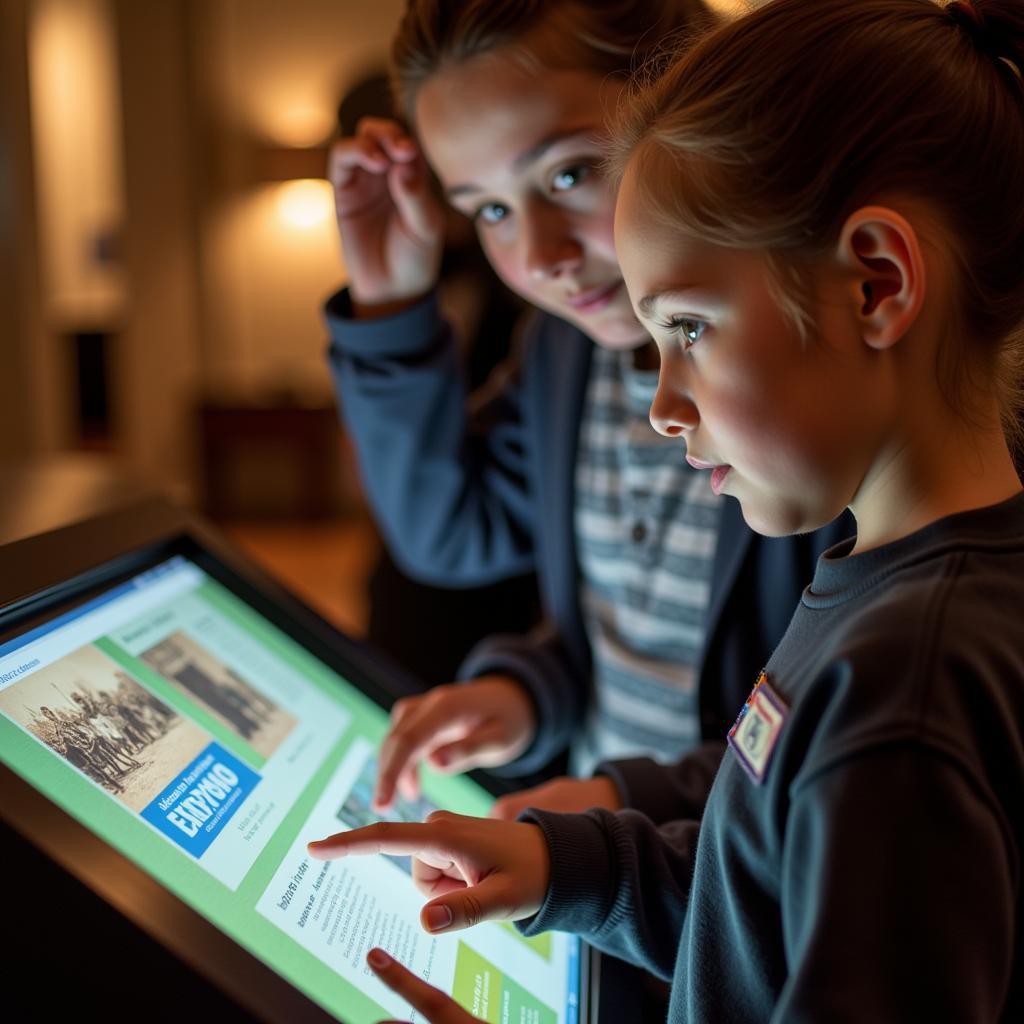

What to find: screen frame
left=0, top=498, right=592, bottom=1024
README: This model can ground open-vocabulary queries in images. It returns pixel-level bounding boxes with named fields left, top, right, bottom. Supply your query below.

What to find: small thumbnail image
left=0, top=645, right=209, bottom=812
left=336, top=754, right=437, bottom=876
left=140, top=630, right=296, bottom=758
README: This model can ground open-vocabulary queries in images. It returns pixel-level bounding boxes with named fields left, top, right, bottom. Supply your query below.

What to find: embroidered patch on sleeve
left=727, top=670, right=788, bottom=784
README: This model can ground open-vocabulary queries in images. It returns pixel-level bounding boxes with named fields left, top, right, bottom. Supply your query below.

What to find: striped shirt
left=572, top=346, right=722, bottom=776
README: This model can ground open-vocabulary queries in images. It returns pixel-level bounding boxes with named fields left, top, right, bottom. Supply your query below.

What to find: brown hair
left=612, top=0, right=1024, bottom=445
left=390, top=0, right=717, bottom=123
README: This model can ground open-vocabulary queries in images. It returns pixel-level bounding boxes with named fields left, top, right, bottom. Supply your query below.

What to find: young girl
left=312, top=0, right=1024, bottom=1020
left=326, top=0, right=847, bottom=820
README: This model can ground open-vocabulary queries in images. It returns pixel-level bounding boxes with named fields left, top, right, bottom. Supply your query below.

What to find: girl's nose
left=649, top=360, right=699, bottom=437
left=521, top=201, right=583, bottom=281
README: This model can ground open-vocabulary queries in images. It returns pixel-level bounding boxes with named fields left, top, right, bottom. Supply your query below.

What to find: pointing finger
left=367, top=948, right=480, bottom=1023
left=307, top=820, right=445, bottom=860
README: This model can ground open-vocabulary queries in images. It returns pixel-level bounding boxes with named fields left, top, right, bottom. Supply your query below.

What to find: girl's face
left=415, top=51, right=648, bottom=349
left=614, top=163, right=888, bottom=537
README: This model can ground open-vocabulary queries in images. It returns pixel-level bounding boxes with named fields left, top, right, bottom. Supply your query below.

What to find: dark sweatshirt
left=522, top=493, right=1024, bottom=1022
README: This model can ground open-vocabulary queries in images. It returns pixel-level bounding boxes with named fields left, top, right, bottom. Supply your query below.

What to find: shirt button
left=631, top=520, right=647, bottom=544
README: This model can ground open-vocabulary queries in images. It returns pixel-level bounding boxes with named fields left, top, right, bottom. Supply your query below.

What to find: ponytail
left=947, top=0, right=1024, bottom=86
left=943, top=0, right=1024, bottom=452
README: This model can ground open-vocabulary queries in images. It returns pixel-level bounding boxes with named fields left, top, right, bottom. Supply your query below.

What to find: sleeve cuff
left=323, top=286, right=443, bottom=358
left=597, top=743, right=725, bottom=824
left=515, top=809, right=615, bottom=938
left=596, top=757, right=680, bottom=821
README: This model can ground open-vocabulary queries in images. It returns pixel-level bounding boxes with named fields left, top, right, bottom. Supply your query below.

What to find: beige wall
left=9, top=0, right=404, bottom=496
left=115, top=0, right=406, bottom=497
left=111, top=0, right=203, bottom=501
left=193, top=0, right=406, bottom=399
left=30, top=0, right=125, bottom=329
left=1, top=0, right=68, bottom=457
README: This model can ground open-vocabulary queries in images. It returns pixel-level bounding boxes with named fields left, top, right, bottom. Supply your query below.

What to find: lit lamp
left=276, top=179, right=331, bottom=229
left=254, top=144, right=333, bottom=230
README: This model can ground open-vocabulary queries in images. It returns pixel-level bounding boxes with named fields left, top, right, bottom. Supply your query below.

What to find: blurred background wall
left=2, top=0, right=405, bottom=505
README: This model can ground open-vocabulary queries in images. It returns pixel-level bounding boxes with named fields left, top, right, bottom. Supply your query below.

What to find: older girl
left=326, top=0, right=846, bottom=819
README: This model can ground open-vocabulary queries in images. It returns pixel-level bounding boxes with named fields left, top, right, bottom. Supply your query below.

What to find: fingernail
left=424, top=904, right=453, bottom=931
left=367, top=947, right=391, bottom=969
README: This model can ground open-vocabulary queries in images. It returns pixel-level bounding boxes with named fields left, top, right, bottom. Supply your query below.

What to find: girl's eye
left=658, top=316, right=706, bottom=348
left=475, top=202, right=510, bottom=226
left=552, top=163, right=591, bottom=192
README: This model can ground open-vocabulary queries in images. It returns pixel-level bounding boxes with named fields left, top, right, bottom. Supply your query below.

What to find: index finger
left=375, top=700, right=460, bottom=809
left=307, top=820, right=443, bottom=860
left=367, top=949, right=478, bottom=1024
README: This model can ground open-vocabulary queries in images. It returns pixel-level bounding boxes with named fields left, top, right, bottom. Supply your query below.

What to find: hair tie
left=947, top=0, right=984, bottom=34
left=948, top=0, right=997, bottom=53
left=947, top=0, right=1023, bottom=84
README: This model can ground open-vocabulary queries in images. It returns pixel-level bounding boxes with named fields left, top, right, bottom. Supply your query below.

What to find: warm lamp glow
left=276, top=179, right=332, bottom=229
left=262, top=99, right=336, bottom=149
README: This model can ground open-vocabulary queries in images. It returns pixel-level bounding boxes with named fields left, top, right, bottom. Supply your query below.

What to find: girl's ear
left=835, top=206, right=926, bottom=350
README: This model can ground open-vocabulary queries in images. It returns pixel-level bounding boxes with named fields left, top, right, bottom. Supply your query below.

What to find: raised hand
left=328, top=117, right=445, bottom=313
left=373, top=676, right=537, bottom=812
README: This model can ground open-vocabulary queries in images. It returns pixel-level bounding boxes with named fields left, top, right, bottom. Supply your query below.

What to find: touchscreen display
left=0, top=555, right=580, bottom=1023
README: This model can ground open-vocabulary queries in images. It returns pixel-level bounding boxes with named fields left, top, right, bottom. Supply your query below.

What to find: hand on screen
left=489, top=774, right=623, bottom=821
left=307, top=810, right=550, bottom=935
left=373, top=676, right=537, bottom=812
left=366, top=947, right=484, bottom=1024
left=328, top=119, right=444, bottom=313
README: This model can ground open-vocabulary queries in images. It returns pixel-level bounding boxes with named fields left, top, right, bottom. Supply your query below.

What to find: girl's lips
left=687, top=455, right=732, bottom=495
left=710, top=465, right=732, bottom=495
left=565, top=280, right=622, bottom=313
